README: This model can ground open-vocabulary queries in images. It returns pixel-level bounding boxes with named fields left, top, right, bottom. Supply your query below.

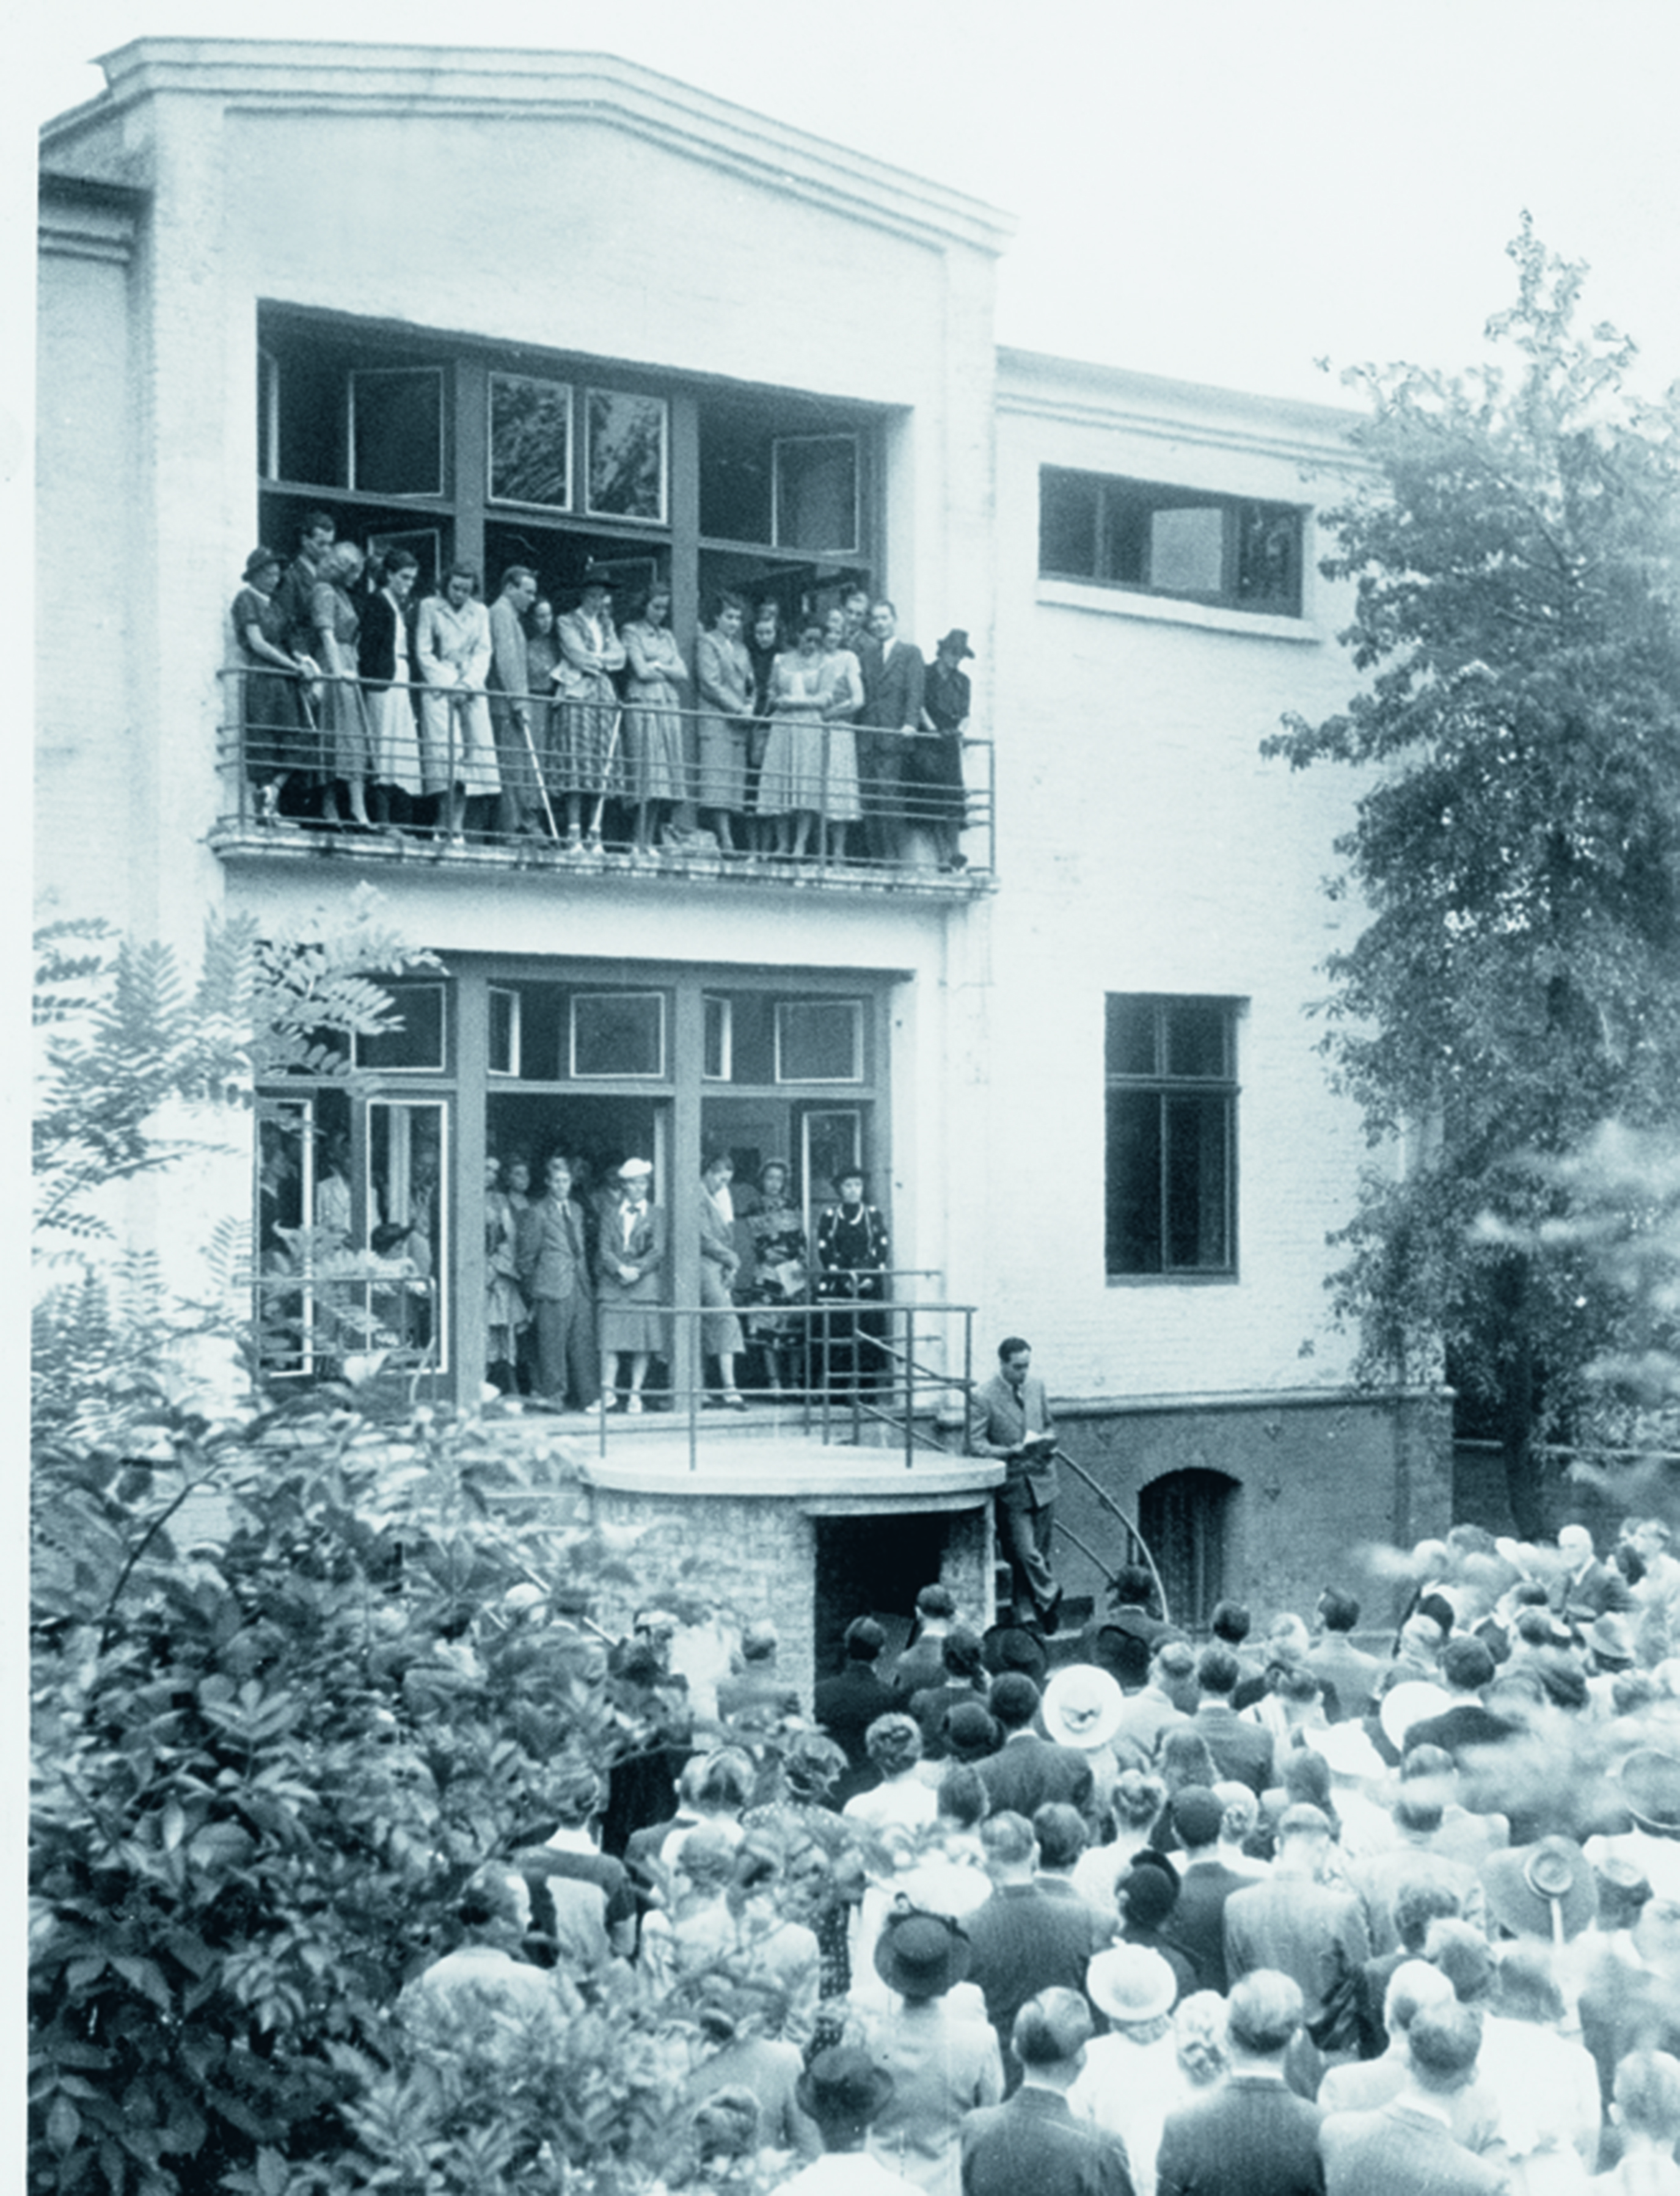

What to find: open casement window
left=1105, top=995, right=1239, bottom=1277
left=1040, top=466, right=1304, bottom=615
left=773, top=435, right=860, bottom=556
left=363, top=1098, right=449, bottom=1373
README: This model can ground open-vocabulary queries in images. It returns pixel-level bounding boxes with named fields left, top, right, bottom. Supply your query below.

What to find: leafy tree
left=1264, top=218, right=1680, bottom=1533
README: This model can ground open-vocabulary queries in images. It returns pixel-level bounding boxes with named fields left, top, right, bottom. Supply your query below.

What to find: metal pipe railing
left=217, top=668, right=996, bottom=875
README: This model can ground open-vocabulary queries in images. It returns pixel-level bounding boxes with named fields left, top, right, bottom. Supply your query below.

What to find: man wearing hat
left=859, top=1908, right=1003, bottom=2192
left=915, top=627, right=973, bottom=872
left=1480, top=1833, right=1598, bottom=1946
left=960, top=1988, right=1136, bottom=2196
left=1153, top=1968, right=1325, bottom=2196
left=1068, top=1946, right=1180, bottom=2191
left=781, top=2046, right=914, bottom=2194
left=1585, top=1748, right=1680, bottom=1906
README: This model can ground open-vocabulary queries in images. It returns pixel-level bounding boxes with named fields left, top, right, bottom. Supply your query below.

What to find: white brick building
left=36, top=39, right=1446, bottom=1662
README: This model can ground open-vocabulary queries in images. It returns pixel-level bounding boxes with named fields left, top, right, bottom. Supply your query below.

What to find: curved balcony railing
left=214, top=669, right=995, bottom=886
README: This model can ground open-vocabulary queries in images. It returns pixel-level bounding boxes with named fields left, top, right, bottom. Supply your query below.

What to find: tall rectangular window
left=1041, top=467, right=1304, bottom=616
left=1105, top=995, right=1238, bottom=1277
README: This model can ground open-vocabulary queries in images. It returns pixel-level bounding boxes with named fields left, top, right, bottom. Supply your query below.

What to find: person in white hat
left=1042, top=1665, right=1127, bottom=1814
left=1067, top=1946, right=1183, bottom=2196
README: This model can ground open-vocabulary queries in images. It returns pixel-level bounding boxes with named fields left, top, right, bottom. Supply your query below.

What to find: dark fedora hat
left=794, top=2046, right=895, bottom=2129
left=944, top=1701, right=1001, bottom=1762
left=1481, top=1835, right=1598, bottom=1942
left=935, top=629, right=975, bottom=658
left=873, top=1906, right=973, bottom=2000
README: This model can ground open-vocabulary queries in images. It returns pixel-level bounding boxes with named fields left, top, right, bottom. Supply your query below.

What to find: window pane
left=488, top=986, right=520, bottom=1076
left=776, top=999, right=863, bottom=1083
left=1105, top=996, right=1160, bottom=1078
left=1237, top=502, right=1301, bottom=611
left=366, top=1100, right=447, bottom=1370
left=1100, top=487, right=1150, bottom=586
left=489, top=373, right=572, bottom=508
left=350, top=368, right=444, bottom=497
left=726, top=992, right=775, bottom=1084
left=354, top=982, right=446, bottom=1071
left=1165, top=1000, right=1229, bottom=1079
left=699, top=415, right=772, bottom=542
left=586, top=389, right=667, bottom=521
left=1164, top=1093, right=1230, bottom=1269
left=775, top=436, right=859, bottom=554
left=277, top=348, right=343, bottom=487
left=703, top=994, right=732, bottom=1081
left=1148, top=503, right=1225, bottom=596
left=571, top=992, right=666, bottom=1078
left=1040, top=469, right=1100, bottom=578
left=1106, top=1089, right=1163, bottom=1274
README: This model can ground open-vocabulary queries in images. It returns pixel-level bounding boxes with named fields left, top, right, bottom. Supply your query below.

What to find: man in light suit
left=1319, top=1997, right=1508, bottom=2196
left=860, top=599, right=924, bottom=864
left=970, top=1336, right=1061, bottom=1632
left=516, top=1155, right=599, bottom=1411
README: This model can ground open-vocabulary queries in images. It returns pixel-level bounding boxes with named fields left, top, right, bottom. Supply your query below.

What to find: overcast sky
left=21, top=0, right=1680, bottom=409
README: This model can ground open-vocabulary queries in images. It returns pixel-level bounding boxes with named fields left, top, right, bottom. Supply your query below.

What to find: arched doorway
left=1138, top=1468, right=1237, bottom=1632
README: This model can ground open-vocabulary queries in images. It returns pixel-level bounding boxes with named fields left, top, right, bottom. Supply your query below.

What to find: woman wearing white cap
left=1067, top=1946, right=1185, bottom=2196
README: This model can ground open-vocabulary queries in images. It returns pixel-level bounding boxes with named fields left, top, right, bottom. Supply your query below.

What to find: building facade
left=37, top=39, right=1448, bottom=1659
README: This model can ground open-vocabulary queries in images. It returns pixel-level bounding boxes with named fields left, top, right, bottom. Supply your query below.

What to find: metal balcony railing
left=214, top=669, right=996, bottom=887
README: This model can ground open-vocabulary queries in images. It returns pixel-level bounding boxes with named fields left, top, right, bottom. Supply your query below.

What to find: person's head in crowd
left=1491, top=1942, right=1565, bottom=2026
left=1196, top=1644, right=1240, bottom=1700
left=873, top=1907, right=972, bottom=2004
left=1169, top=1786, right=1224, bottom=1861
left=1109, top=1769, right=1167, bottom=1840
left=985, top=1623, right=1050, bottom=1688
left=578, top=570, right=613, bottom=619
left=778, top=1837, right=833, bottom=1932
left=989, top=1673, right=1040, bottom=1734
left=1119, top=1856, right=1180, bottom=1933
left=1086, top=1947, right=1176, bottom=2038
left=868, top=598, right=899, bottom=644
left=1159, top=1726, right=1219, bottom=1794
left=780, top=1729, right=847, bottom=1806
left=979, top=1811, right=1037, bottom=1884
left=1415, top=1592, right=1455, bottom=1639
left=864, top=1713, right=922, bottom=1779
left=935, top=1762, right=988, bottom=1832
left=1593, top=1856, right=1652, bottom=1937
left=1032, top=1803, right=1087, bottom=1874
left=685, top=1748, right=754, bottom=1818
left=1173, top=1992, right=1230, bottom=2088
left=1225, top=1969, right=1305, bottom=2063
left=739, top=1619, right=779, bottom=1666
left=1532, top=1652, right=1590, bottom=1713
left=1486, top=1666, right=1548, bottom=1724
left=1406, top=2000, right=1486, bottom=2096
left=1012, top=1988, right=1092, bottom=2088
left=1557, top=1523, right=1594, bottom=1567
left=1425, top=1916, right=1495, bottom=2004
left=546, top=1760, right=606, bottom=1834
left=528, top=596, right=554, bottom=640
left=329, top=541, right=365, bottom=588
left=1482, top=1834, right=1598, bottom=1943
left=1398, top=1612, right=1445, bottom=1666
left=1382, top=1957, right=1455, bottom=2054
left=751, top=600, right=780, bottom=653
left=1398, top=1742, right=1456, bottom=1803
left=839, top=585, right=871, bottom=637
left=454, top=1867, right=528, bottom=1949
left=1269, top=1665, right=1324, bottom=1734
left=299, top=509, right=335, bottom=562
left=1393, top=1779, right=1445, bottom=1837
left=944, top=1702, right=1001, bottom=1765
left=940, top=1626, right=987, bottom=1683
left=676, top=1823, right=739, bottom=1897
left=1441, top=1635, right=1496, bottom=1696
left=1610, top=2051, right=1680, bottom=2158
left=1393, top=1875, right=1464, bottom=1955
left=380, top=547, right=419, bottom=601
left=794, top=2046, right=894, bottom=2155
left=1214, top=1780, right=1259, bottom=1855
left=1281, top=1745, right=1335, bottom=1819
left=1317, top=1587, right=1361, bottom=1635
left=706, top=590, right=746, bottom=641
left=1588, top=1613, right=1636, bottom=1676
left=913, top=1582, right=956, bottom=1630
left=843, top=1615, right=886, bottom=1665
left=1614, top=1669, right=1658, bottom=1716
left=1634, top=1894, right=1680, bottom=1979
left=728, top=1833, right=787, bottom=1910
left=1634, top=1519, right=1673, bottom=1566
left=1264, top=1613, right=1312, bottom=1665
left=1273, top=1804, right=1334, bottom=1879
left=1109, top=1563, right=1157, bottom=1612
left=1151, top=1637, right=1199, bottom=1712
left=1210, top=1601, right=1251, bottom=1652
left=685, top=2084, right=761, bottom=2172
left=498, top=563, right=537, bottom=611
left=1513, top=1607, right=1569, bottom=1656
left=444, top=561, right=480, bottom=608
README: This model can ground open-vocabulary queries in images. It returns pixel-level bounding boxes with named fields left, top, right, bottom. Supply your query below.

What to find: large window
left=1105, top=995, right=1238, bottom=1278
left=1040, top=467, right=1304, bottom=615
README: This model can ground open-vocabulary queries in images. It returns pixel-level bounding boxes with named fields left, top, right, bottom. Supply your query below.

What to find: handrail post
left=903, top=1299, right=914, bottom=1469
left=688, top=1303, right=699, bottom=1473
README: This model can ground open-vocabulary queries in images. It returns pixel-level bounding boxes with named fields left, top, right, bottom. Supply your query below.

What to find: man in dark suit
left=1191, top=1645, right=1274, bottom=1793
left=1550, top=1522, right=1634, bottom=1630
left=1306, top=1589, right=1386, bottom=1724
left=812, top=1616, right=896, bottom=1804
left=976, top=1674, right=1093, bottom=1820
left=1319, top=1999, right=1507, bottom=2196
left=858, top=599, right=924, bottom=864
left=1154, top=1968, right=1324, bottom=2196
left=969, top=1335, right=1061, bottom=1630
left=960, top=1985, right=1134, bottom=2194
left=1225, top=1806, right=1370, bottom=2057
left=1162, top=1787, right=1250, bottom=1994
left=516, top=1155, right=599, bottom=1410
left=888, top=1582, right=958, bottom=1702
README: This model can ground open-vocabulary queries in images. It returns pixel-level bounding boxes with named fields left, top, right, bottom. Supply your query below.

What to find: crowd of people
left=403, top=1517, right=1680, bottom=2194
left=480, top=1147, right=893, bottom=1410
left=232, top=517, right=974, bottom=869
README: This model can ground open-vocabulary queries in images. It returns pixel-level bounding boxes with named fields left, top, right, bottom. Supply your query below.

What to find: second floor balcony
left=212, top=669, right=996, bottom=896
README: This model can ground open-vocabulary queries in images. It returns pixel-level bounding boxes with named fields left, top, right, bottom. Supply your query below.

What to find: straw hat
left=1087, top=1945, right=1177, bottom=2025
left=1042, top=1665, right=1126, bottom=1751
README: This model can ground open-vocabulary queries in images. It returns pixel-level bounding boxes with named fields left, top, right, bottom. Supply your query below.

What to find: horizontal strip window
left=1040, top=466, right=1304, bottom=616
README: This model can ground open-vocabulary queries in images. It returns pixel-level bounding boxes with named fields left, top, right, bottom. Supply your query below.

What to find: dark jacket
left=962, top=2084, right=1134, bottom=2196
